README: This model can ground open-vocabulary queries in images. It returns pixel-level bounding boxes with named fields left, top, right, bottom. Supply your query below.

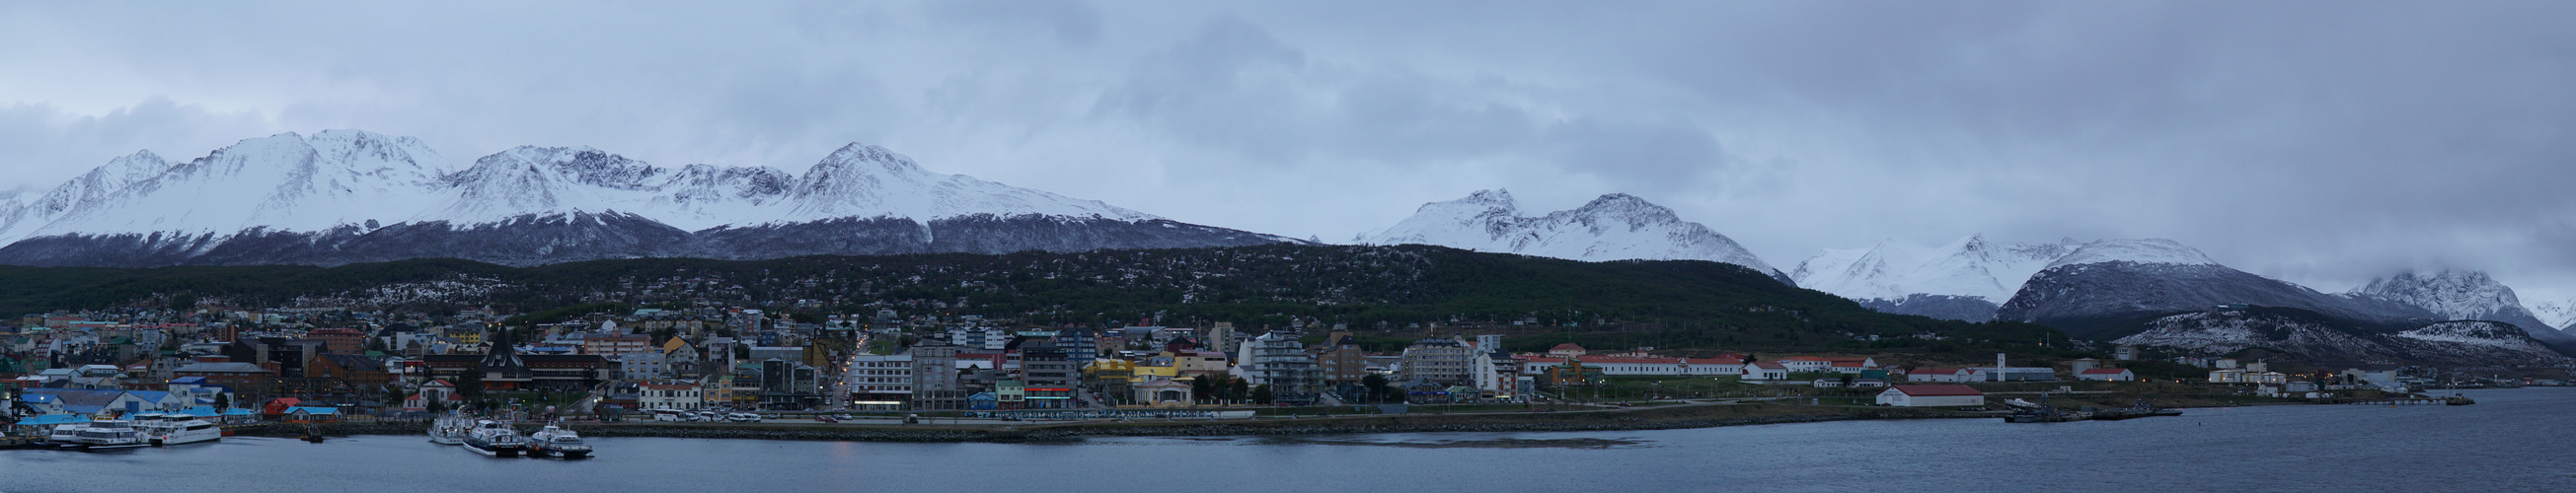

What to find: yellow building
left=705, top=375, right=734, bottom=406
left=1085, top=359, right=1137, bottom=383
left=1135, top=353, right=1181, bottom=382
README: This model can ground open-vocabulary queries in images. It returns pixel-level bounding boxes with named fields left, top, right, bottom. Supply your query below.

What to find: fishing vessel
left=461, top=420, right=529, bottom=458
left=526, top=424, right=593, bottom=458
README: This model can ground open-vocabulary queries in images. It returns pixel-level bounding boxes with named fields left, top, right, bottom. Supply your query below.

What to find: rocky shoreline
left=239, top=402, right=1979, bottom=443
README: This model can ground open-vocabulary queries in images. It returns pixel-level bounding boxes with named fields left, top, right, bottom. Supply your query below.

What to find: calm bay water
left=6, top=387, right=2574, bottom=492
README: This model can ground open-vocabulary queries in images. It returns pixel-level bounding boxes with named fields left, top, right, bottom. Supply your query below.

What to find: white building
left=1908, top=368, right=1976, bottom=383
left=1741, top=362, right=1789, bottom=381
left=849, top=353, right=914, bottom=408
left=1875, top=385, right=1985, bottom=407
left=638, top=382, right=703, bottom=410
left=1239, top=332, right=1320, bottom=396
left=2209, top=369, right=2248, bottom=384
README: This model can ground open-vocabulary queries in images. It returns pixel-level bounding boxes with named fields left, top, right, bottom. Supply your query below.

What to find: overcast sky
left=6, top=1, right=2576, bottom=300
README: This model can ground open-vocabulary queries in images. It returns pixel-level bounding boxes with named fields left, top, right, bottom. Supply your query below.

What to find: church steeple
left=482, top=324, right=527, bottom=374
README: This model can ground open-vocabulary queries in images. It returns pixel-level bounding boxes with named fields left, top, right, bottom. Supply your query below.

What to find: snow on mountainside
left=2341, top=270, right=2576, bottom=353
left=0, top=130, right=1292, bottom=267
left=423, top=142, right=1150, bottom=232
left=1789, top=234, right=2076, bottom=320
left=2042, top=239, right=2218, bottom=269
left=17, top=130, right=447, bottom=241
left=1358, top=189, right=1785, bottom=282
left=776, top=143, right=1148, bottom=225
left=0, top=149, right=176, bottom=242
left=2532, top=299, right=2576, bottom=331
left=1997, top=239, right=2446, bottom=338
left=2113, top=309, right=2571, bottom=367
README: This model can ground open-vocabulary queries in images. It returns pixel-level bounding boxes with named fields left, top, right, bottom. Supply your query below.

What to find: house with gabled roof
left=1741, top=362, right=1789, bottom=381
left=1876, top=385, right=1985, bottom=407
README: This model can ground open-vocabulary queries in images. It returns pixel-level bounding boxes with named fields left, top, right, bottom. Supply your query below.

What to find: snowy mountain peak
left=2044, top=239, right=2219, bottom=269
left=23, top=130, right=452, bottom=238
left=782, top=143, right=1149, bottom=224
left=2344, top=269, right=2560, bottom=336
left=0, top=130, right=1295, bottom=267
left=817, top=142, right=927, bottom=176
left=1790, top=234, right=2077, bottom=309
left=1362, top=190, right=1783, bottom=280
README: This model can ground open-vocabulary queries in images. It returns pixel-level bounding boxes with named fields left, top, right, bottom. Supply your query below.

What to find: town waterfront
left=4, top=387, right=2570, bottom=492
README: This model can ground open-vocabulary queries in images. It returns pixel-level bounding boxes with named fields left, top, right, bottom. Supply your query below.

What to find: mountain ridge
left=0, top=130, right=1294, bottom=267
left=1357, top=189, right=1789, bottom=283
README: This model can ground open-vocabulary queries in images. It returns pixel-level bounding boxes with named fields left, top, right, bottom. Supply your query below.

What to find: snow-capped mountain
left=1789, top=234, right=2077, bottom=321
left=0, top=130, right=1295, bottom=267
left=2340, top=270, right=2576, bottom=353
left=2532, top=299, right=2576, bottom=331
left=2113, top=309, right=2570, bottom=367
left=1358, top=189, right=1787, bottom=282
left=1996, top=239, right=2443, bottom=338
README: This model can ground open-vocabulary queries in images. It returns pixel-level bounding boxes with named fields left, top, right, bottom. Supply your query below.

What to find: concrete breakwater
left=238, top=403, right=1973, bottom=443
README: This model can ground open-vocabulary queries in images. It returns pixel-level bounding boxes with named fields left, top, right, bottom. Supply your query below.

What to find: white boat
left=131, top=413, right=222, bottom=446
left=526, top=424, right=592, bottom=458
left=427, top=415, right=470, bottom=446
left=58, top=420, right=149, bottom=451
left=45, top=422, right=89, bottom=445
left=461, top=420, right=528, bottom=458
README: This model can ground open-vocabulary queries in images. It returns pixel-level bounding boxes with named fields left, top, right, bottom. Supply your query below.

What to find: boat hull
left=462, top=440, right=526, bottom=458
left=150, top=434, right=221, bottom=446
left=63, top=442, right=151, bottom=451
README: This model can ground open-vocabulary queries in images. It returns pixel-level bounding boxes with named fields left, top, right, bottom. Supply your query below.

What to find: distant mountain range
left=0, top=130, right=1295, bottom=267
left=12, top=129, right=2572, bottom=367
left=1354, top=189, right=1789, bottom=283
left=1787, top=235, right=2076, bottom=321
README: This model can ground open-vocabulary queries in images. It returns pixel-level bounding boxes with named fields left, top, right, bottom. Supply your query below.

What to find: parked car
left=814, top=416, right=838, bottom=423
left=728, top=413, right=763, bottom=423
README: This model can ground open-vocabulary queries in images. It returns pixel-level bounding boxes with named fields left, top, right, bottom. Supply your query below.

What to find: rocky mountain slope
left=2340, top=270, right=2576, bottom=353
left=2113, top=308, right=2571, bottom=367
left=1357, top=189, right=1788, bottom=283
left=1994, top=239, right=2443, bottom=338
left=0, top=130, right=1295, bottom=267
